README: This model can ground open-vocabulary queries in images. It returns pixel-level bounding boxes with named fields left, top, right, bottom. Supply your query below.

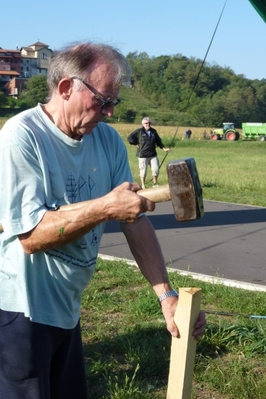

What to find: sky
left=1, top=0, right=266, bottom=80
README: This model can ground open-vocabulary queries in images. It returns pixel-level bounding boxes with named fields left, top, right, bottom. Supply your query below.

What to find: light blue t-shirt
left=0, top=104, right=133, bottom=328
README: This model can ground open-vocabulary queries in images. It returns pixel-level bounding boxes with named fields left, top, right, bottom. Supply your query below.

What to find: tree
left=20, top=75, right=49, bottom=107
left=0, top=91, right=8, bottom=107
left=125, top=50, right=266, bottom=125
left=112, top=103, right=137, bottom=123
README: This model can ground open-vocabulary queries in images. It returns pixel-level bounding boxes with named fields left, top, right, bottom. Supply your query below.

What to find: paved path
left=100, top=200, right=266, bottom=289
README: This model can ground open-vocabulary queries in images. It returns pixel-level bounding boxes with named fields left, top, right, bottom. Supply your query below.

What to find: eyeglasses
left=71, top=76, right=121, bottom=109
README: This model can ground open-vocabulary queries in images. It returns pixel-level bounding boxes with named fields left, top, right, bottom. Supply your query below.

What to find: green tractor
left=210, top=122, right=240, bottom=141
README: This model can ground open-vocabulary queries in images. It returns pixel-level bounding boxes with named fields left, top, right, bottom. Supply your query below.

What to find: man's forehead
left=86, top=62, right=116, bottom=82
left=80, top=62, right=120, bottom=98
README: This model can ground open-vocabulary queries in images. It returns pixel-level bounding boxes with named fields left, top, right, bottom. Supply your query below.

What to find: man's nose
left=101, top=105, right=115, bottom=117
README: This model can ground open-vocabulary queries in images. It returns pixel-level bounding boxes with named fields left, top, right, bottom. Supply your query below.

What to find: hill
left=118, top=53, right=266, bottom=127
left=108, top=85, right=193, bottom=126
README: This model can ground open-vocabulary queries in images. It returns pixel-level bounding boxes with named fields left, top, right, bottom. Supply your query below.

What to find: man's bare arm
left=18, top=182, right=155, bottom=254
left=121, top=216, right=206, bottom=339
left=121, top=216, right=179, bottom=336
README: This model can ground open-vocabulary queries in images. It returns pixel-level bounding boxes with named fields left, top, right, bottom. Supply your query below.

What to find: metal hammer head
left=167, top=158, right=204, bottom=222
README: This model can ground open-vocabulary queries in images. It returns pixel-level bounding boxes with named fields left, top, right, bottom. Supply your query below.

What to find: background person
left=0, top=42, right=205, bottom=399
left=184, top=128, right=192, bottom=139
left=127, top=117, right=170, bottom=189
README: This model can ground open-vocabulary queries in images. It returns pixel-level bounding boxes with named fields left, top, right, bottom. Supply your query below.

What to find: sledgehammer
left=138, top=157, right=204, bottom=222
left=0, top=158, right=204, bottom=233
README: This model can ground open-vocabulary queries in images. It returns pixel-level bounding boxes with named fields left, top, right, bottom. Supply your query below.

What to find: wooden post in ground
left=166, top=287, right=201, bottom=399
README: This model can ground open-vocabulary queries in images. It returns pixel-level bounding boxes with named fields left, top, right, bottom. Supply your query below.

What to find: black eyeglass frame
left=71, top=76, right=121, bottom=109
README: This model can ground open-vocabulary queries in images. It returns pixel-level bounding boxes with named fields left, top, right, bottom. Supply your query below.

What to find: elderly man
left=127, top=117, right=170, bottom=189
left=0, top=42, right=205, bottom=398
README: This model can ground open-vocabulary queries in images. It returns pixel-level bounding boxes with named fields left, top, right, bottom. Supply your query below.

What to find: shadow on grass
left=83, top=324, right=170, bottom=398
left=82, top=322, right=235, bottom=398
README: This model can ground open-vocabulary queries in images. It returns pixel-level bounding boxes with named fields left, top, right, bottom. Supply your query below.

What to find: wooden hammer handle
left=137, top=184, right=171, bottom=202
left=0, top=185, right=171, bottom=233
left=57, top=185, right=171, bottom=211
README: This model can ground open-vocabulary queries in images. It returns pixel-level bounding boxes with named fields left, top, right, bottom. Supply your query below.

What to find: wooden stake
left=166, top=287, right=201, bottom=399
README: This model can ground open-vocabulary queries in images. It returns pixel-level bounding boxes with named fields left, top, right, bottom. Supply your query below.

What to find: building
left=20, top=41, right=52, bottom=78
left=0, top=41, right=53, bottom=96
left=0, top=48, right=21, bottom=95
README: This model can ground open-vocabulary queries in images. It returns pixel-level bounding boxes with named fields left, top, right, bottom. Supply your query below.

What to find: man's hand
left=192, top=311, right=206, bottom=340
left=161, top=297, right=206, bottom=339
left=103, top=182, right=155, bottom=222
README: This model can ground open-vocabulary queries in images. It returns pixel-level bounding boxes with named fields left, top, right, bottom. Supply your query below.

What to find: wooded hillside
left=110, top=52, right=266, bottom=127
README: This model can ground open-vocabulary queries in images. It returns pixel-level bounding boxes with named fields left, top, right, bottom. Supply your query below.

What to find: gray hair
left=142, top=117, right=151, bottom=124
left=46, top=41, right=131, bottom=96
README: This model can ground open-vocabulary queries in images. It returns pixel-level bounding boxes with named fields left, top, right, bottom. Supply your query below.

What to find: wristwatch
left=158, top=290, right=179, bottom=303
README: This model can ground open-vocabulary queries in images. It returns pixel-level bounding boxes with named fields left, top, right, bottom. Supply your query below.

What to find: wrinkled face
left=63, top=63, right=120, bottom=140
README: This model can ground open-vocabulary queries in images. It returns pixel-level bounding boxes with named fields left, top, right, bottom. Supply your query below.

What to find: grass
left=1, top=116, right=266, bottom=397
left=82, top=259, right=266, bottom=398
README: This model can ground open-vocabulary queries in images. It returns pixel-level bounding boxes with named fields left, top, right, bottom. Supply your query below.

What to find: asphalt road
left=99, top=200, right=266, bottom=289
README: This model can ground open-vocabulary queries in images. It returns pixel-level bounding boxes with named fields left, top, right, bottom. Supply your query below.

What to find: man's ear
left=58, top=78, right=72, bottom=99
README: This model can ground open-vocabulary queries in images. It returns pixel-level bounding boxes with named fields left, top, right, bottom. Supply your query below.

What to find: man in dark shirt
left=127, top=117, right=170, bottom=189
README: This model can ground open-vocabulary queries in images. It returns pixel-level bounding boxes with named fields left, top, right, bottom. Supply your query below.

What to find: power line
left=158, top=0, right=228, bottom=171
